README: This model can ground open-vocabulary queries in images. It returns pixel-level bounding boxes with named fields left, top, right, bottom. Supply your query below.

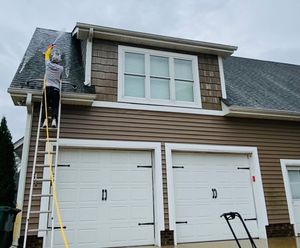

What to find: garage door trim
left=39, top=139, right=164, bottom=247
left=165, top=143, right=268, bottom=245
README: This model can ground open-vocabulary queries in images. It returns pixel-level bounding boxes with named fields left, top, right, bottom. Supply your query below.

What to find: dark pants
left=41, top=86, right=60, bottom=122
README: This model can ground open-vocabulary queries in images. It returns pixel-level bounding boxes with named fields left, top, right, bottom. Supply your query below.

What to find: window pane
left=125, top=52, right=145, bottom=74
left=150, top=56, right=169, bottom=77
left=175, top=81, right=194, bottom=102
left=124, top=75, right=145, bottom=97
left=288, top=171, right=300, bottom=199
left=174, top=59, right=193, bottom=80
left=150, top=78, right=170, bottom=100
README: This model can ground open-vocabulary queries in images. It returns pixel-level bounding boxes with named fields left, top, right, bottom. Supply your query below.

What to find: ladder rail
left=23, top=102, right=43, bottom=248
left=24, top=80, right=69, bottom=248
left=50, top=82, right=63, bottom=247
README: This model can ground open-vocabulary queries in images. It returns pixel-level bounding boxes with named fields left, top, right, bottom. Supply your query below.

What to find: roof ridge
left=35, top=27, right=71, bottom=34
left=229, top=55, right=300, bottom=67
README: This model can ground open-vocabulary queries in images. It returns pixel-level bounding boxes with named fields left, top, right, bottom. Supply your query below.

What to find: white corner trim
left=12, top=107, right=33, bottom=247
left=50, top=139, right=164, bottom=246
left=280, top=159, right=300, bottom=236
left=92, top=100, right=226, bottom=116
left=218, top=56, right=227, bottom=99
left=165, top=143, right=268, bottom=244
left=84, top=28, right=93, bottom=86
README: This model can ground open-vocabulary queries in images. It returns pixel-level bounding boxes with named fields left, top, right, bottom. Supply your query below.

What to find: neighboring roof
left=9, top=28, right=93, bottom=94
left=73, top=22, right=237, bottom=57
left=223, top=56, right=300, bottom=113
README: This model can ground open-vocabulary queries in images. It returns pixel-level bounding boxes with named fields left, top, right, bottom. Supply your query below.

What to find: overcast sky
left=1, top=0, right=300, bottom=141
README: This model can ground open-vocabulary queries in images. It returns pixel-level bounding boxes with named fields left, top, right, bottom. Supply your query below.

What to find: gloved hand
left=48, top=44, right=54, bottom=49
left=45, top=44, right=54, bottom=61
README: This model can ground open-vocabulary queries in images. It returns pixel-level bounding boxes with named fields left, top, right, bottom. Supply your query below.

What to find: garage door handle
left=215, top=189, right=218, bottom=199
left=104, top=189, right=107, bottom=201
left=101, top=189, right=105, bottom=201
left=212, top=188, right=216, bottom=199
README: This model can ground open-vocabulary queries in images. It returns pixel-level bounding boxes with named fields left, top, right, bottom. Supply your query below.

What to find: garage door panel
left=131, top=187, right=152, bottom=201
left=131, top=205, right=153, bottom=220
left=44, top=149, right=154, bottom=248
left=57, top=188, right=77, bottom=203
left=173, top=152, right=258, bottom=243
left=79, top=207, right=97, bottom=222
left=79, top=170, right=99, bottom=183
left=57, top=168, right=79, bottom=182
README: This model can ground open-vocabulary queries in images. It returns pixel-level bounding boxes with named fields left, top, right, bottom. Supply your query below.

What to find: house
left=8, top=23, right=300, bottom=247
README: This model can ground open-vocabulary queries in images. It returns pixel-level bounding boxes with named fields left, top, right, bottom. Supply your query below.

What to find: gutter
left=225, top=104, right=300, bottom=121
left=8, top=88, right=96, bottom=106
left=73, top=22, right=237, bottom=57
left=12, top=94, right=33, bottom=247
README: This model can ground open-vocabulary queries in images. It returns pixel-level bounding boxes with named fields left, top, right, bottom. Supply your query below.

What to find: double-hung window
left=118, top=46, right=201, bottom=108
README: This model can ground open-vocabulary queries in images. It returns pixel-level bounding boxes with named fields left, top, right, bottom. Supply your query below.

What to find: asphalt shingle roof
left=223, top=56, right=300, bottom=113
left=10, top=28, right=94, bottom=94
left=10, top=28, right=300, bottom=113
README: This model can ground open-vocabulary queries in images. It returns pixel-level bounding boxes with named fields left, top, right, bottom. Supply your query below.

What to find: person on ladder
left=41, top=44, right=63, bottom=128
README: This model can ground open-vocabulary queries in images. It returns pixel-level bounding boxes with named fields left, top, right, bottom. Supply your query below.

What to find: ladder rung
left=37, top=151, right=56, bottom=154
left=30, top=210, right=52, bottom=214
left=39, top=138, right=57, bottom=142
left=32, top=194, right=53, bottom=198
left=34, top=178, right=51, bottom=182
left=36, top=164, right=55, bottom=168
left=41, top=127, right=57, bottom=129
left=28, top=228, right=51, bottom=232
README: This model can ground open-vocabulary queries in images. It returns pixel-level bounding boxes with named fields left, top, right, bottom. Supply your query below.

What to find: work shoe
left=51, top=119, right=57, bottom=128
left=42, top=119, right=47, bottom=128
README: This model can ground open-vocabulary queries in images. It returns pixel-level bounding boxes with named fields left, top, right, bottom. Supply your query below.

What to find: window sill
left=92, top=100, right=225, bottom=116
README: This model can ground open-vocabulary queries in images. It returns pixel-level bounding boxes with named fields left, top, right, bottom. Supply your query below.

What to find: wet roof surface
left=10, top=28, right=94, bottom=94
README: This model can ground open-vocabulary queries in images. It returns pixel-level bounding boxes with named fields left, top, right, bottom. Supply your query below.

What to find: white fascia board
left=226, top=105, right=300, bottom=121
left=218, top=56, right=227, bottom=99
left=74, top=23, right=237, bottom=56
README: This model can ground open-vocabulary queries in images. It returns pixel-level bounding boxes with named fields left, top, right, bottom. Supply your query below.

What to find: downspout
left=84, top=27, right=93, bottom=86
left=12, top=93, right=33, bottom=247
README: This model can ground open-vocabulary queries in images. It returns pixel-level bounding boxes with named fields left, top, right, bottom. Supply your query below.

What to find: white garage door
left=173, top=152, right=258, bottom=243
left=44, top=149, right=154, bottom=248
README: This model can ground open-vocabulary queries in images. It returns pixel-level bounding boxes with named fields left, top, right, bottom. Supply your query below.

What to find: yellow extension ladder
left=23, top=81, right=69, bottom=248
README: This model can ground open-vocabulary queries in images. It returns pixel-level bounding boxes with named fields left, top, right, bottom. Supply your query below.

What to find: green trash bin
left=0, top=206, right=21, bottom=248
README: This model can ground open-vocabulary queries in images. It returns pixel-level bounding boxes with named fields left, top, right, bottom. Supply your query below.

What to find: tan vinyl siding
left=23, top=104, right=300, bottom=233
left=91, top=39, right=222, bottom=110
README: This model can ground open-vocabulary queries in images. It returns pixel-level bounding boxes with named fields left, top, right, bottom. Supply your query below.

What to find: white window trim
left=118, top=45, right=202, bottom=108
left=218, top=56, right=227, bottom=99
left=280, top=159, right=300, bottom=236
left=92, top=100, right=225, bottom=115
left=165, top=143, right=268, bottom=245
left=39, top=139, right=164, bottom=247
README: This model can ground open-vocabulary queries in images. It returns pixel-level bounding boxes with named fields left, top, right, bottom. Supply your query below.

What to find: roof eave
left=225, top=105, right=300, bottom=122
left=73, top=22, right=237, bottom=57
left=8, top=87, right=96, bottom=106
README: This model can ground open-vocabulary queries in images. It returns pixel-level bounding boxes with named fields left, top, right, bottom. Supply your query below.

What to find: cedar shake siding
left=91, top=39, right=222, bottom=110
left=23, top=104, right=300, bottom=235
